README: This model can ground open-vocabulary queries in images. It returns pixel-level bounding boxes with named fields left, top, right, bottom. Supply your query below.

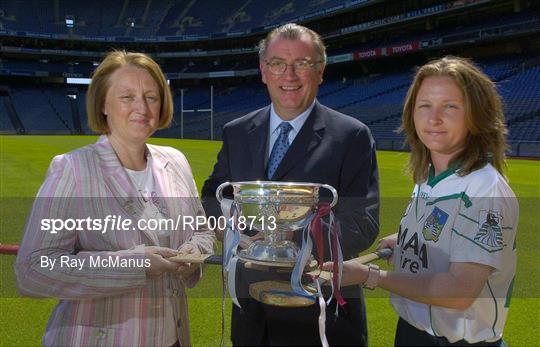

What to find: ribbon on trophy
left=221, top=198, right=242, bottom=308
left=290, top=214, right=315, bottom=297
left=189, top=181, right=387, bottom=347
left=291, top=203, right=345, bottom=308
left=216, top=180, right=343, bottom=347
left=289, top=202, right=343, bottom=347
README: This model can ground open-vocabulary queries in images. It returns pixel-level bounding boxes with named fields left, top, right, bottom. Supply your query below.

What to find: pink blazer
left=15, top=136, right=215, bottom=346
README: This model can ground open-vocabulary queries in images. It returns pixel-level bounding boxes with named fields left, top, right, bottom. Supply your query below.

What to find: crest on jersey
left=474, top=210, right=503, bottom=251
left=422, top=207, right=449, bottom=242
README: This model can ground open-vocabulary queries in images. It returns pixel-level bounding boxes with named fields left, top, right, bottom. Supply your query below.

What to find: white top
left=267, top=100, right=315, bottom=158
left=125, top=157, right=171, bottom=244
left=125, top=158, right=177, bottom=345
left=390, top=163, right=518, bottom=344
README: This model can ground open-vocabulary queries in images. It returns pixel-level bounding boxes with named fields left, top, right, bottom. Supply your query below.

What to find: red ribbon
left=330, top=222, right=346, bottom=307
left=309, top=203, right=329, bottom=273
left=309, top=203, right=346, bottom=307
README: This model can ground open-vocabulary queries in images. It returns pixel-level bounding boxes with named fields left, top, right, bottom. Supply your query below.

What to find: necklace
left=126, top=165, right=152, bottom=203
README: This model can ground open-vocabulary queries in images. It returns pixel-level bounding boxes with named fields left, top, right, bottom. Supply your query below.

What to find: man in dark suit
left=202, top=23, right=379, bottom=346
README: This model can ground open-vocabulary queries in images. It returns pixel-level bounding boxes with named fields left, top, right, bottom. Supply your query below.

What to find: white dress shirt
left=267, top=100, right=316, bottom=158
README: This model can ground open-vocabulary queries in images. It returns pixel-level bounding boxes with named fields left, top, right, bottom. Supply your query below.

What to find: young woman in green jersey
left=324, top=56, right=518, bottom=346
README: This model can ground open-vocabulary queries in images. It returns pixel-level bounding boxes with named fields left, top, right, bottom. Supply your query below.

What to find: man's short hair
left=86, top=50, right=173, bottom=133
left=258, top=23, right=327, bottom=65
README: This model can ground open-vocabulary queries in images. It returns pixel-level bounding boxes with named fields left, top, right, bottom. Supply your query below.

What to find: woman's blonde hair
left=401, top=56, right=508, bottom=183
left=86, top=50, right=173, bottom=133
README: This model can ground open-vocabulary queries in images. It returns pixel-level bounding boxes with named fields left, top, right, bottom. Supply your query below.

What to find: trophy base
left=249, top=281, right=317, bottom=307
left=238, top=240, right=299, bottom=266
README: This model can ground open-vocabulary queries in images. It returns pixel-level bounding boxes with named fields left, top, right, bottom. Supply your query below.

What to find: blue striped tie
left=267, top=122, right=293, bottom=179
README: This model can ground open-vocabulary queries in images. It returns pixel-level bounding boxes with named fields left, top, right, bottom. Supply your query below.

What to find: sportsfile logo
left=40, top=215, right=277, bottom=234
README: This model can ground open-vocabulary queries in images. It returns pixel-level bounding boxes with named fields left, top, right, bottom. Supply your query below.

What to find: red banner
left=388, top=41, right=420, bottom=55
left=354, top=48, right=381, bottom=60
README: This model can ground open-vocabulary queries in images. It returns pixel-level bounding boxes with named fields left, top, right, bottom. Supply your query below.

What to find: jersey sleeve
left=449, top=169, right=518, bottom=271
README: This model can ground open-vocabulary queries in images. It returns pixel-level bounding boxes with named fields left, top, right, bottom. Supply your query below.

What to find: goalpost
left=180, top=85, right=214, bottom=140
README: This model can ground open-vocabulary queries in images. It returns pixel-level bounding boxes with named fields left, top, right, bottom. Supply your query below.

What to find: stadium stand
left=9, top=86, right=70, bottom=134
left=2, top=55, right=539, bottom=146
left=0, top=98, right=15, bottom=133
left=171, top=55, right=540, bottom=152
left=0, top=0, right=374, bottom=38
left=0, top=0, right=538, bottom=156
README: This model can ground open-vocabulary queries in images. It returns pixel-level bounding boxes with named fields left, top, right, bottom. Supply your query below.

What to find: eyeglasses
left=264, top=59, right=321, bottom=75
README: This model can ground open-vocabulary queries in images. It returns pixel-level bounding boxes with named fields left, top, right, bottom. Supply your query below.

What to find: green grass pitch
left=0, top=135, right=538, bottom=346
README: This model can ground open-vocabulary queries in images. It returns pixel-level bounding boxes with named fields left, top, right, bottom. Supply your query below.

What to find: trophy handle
left=320, top=184, right=338, bottom=208
left=216, top=181, right=232, bottom=202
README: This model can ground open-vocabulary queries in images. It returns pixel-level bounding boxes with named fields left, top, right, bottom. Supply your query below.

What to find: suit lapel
left=246, top=107, right=270, bottom=179
left=272, top=101, right=326, bottom=180
left=95, top=136, right=138, bottom=199
left=95, top=136, right=159, bottom=245
left=148, top=148, right=170, bottom=203
left=148, top=147, right=182, bottom=228
left=148, top=147, right=181, bottom=247
left=148, top=145, right=199, bottom=249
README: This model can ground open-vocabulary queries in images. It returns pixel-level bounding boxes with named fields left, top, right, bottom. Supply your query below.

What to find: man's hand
left=237, top=232, right=263, bottom=249
left=144, top=246, right=181, bottom=278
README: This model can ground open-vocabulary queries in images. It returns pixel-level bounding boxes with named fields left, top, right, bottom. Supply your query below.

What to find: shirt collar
left=269, top=100, right=316, bottom=135
left=427, top=162, right=461, bottom=188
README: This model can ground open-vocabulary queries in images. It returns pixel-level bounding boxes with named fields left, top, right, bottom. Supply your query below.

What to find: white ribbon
left=315, top=279, right=329, bottom=347
left=326, top=214, right=344, bottom=317
left=290, top=211, right=342, bottom=347
left=290, top=214, right=316, bottom=297
left=220, top=198, right=234, bottom=219
left=221, top=199, right=242, bottom=308
left=226, top=255, right=241, bottom=308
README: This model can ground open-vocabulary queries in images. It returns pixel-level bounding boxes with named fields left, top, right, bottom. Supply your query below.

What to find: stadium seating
left=0, top=96, right=16, bottom=133
left=0, top=1, right=538, bottom=155
left=4, top=56, right=538, bottom=145
left=9, top=86, right=71, bottom=134
left=1, top=0, right=353, bottom=37
left=154, top=57, right=540, bottom=146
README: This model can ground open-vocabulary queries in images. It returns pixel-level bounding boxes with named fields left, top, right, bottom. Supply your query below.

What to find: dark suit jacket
left=202, top=101, right=380, bottom=346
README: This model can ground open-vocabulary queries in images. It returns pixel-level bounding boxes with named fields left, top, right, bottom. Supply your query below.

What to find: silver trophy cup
left=216, top=181, right=338, bottom=264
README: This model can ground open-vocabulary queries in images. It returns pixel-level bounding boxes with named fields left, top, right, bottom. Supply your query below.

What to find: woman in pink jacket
left=15, top=51, right=215, bottom=346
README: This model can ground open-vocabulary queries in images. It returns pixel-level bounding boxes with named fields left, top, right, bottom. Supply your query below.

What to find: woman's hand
left=321, top=259, right=370, bottom=287
left=176, top=243, right=202, bottom=278
left=214, top=225, right=225, bottom=242
left=144, top=246, right=181, bottom=278
left=377, top=233, right=398, bottom=264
